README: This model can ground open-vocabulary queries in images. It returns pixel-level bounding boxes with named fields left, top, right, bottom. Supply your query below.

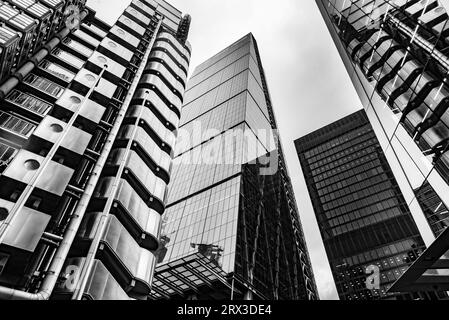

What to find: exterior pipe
left=0, top=9, right=89, bottom=100
left=71, top=18, right=163, bottom=300
left=0, top=67, right=108, bottom=301
left=0, top=65, right=108, bottom=246
left=42, top=232, right=64, bottom=243
left=388, top=15, right=449, bottom=71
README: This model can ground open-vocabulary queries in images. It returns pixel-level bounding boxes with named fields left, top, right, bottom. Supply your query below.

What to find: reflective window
left=6, top=90, right=52, bottom=116
left=24, top=73, right=64, bottom=98
left=0, top=111, right=35, bottom=137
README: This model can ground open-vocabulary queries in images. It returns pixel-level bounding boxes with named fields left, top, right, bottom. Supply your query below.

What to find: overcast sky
left=86, top=0, right=364, bottom=300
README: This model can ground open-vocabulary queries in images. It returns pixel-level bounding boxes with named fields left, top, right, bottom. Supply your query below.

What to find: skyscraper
left=316, top=0, right=449, bottom=294
left=295, top=109, right=447, bottom=300
left=0, top=0, right=191, bottom=300
left=150, top=34, right=318, bottom=300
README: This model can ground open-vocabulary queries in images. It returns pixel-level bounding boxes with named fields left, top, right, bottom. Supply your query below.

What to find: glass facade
left=415, top=181, right=449, bottom=237
left=316, top=0, right=449, bottom=296
left=296, top=110, right=440, bottom=300
left=154, top=34, right=318, bottom=300
left=316, top=0, right=449, bottom=239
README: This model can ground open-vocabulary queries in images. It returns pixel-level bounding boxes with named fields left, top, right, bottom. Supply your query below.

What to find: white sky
left=86, top=0, right=364, bottom=300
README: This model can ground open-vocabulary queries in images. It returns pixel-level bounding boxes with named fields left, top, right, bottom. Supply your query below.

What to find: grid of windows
left=161, top=177, right=240, bottom=273
left=296, top=110, right=426, bottom=300
left=168, top=123, right=265, bottom=204
left=318, top=0, right=449, bottom=186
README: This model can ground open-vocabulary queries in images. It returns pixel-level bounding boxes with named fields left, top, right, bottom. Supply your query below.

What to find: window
left=52, top=48, right=85, bottom=69
left=0, top=253, right=9, bottom=276
left=24, top=74, right=64, bottom=98
left=39, top=60, right=75, bottom=82
left=6, top=90, right=51, bottom=116
left=0, top=111, right=35, bottom=137
left=62, top=38, right=94, bottom=57
left=0, top=142, right=17, bottom=173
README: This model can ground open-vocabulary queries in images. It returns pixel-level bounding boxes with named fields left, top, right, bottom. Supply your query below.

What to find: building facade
left=149, top=34, right=318, bottom=300
left=0, top=0, right=191, bottom=300
left=316, top=0, right=449, bottom=294
left=414, top=181, right=449, bottom=237
left=295, top=110, right=447, bottom=300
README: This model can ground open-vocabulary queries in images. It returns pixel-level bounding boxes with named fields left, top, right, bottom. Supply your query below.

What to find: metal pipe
left=388, top=15, right=449, bottom=71
left=42, top=232, right=64, bottom=243
left=0, top=68, right=109, bottom=301
left=71, top=18, right=163, bottom=300
left=0, top=65, right=108, bottom=247
left=40, top=238, right=60, bottom=248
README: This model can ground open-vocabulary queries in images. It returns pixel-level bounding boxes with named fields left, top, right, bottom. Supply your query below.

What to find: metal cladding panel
left=88, top=51, right=127, bottom=79
left=99, top=37, right=134, bottom=63
left=33, top=116, right=92, bottom=155
left=55, top=89, right=106, bottom=124
left=118, top=15, right=146, bottom=35
left=73, top=29, right=101, bottom=48
left=55, top=258, right=131, bottom=300
left=110, top=25, right=140, bottom=48
left=2, top=150, right=74, bottom=196
left=0, top=25, right=20, bottom=47
left=1, top=199, right=50, bottom=252
left=74, top=69, right=117, bottom=98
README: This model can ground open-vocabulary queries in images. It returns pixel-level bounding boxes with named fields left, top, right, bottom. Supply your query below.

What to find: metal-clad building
left=0, top=0, right=192, bottom=300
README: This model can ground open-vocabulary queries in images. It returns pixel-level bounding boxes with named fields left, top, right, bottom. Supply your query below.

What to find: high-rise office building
left=316, top=0, right=449, bottom=293
left=0, top=0, right=191, bottom=300
left=295, top=109, right=447, bottom=300
left=149, top=34, right=318, bottom=300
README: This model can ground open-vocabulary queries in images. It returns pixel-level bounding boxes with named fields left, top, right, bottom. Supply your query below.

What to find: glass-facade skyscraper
left=316, top=0, right=449, bottom=294
left=0, top=0, right=191, bottom=300
left=150, top=34, right=318, bottom=300
left=295, top=109, right=448, bottom=300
